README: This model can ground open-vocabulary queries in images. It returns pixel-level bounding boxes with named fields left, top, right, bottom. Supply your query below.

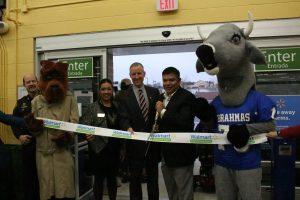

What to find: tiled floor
left=108, top=183, right=216, bottom=200
left=87, top=160, right=293, bottom=200
left=102, top=160, right=217, bottom=200
left=97, top=161, right=278, bottom=200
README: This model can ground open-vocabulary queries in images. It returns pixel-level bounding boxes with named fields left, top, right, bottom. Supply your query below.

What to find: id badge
left=97, top=113, right=105, bottom=118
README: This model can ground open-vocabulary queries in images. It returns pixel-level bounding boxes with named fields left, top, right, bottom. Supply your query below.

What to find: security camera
left=162, top=31, right=171, bottom=38
left=0, top=21, right=9, bottom=34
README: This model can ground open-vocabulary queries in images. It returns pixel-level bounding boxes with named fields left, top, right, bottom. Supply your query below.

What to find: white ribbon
left=40, top=118, right=268, bottom=145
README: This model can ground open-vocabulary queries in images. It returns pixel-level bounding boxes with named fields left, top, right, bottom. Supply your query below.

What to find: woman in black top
left=81, top=79, right=121, bottom=200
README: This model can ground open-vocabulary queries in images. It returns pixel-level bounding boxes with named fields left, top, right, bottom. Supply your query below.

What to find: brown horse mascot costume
left=26, top=60, right=79, bottom=200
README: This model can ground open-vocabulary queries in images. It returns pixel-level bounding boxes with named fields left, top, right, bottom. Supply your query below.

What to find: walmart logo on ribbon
left=149, top=133, right=171, bottom=142
left=190, top=134, right=213, bottom=144
left=44, top=120, right=62, bottom=129
left=76, top=125, right=96, bottom=134
left=112, top=130, right=132, bottom=139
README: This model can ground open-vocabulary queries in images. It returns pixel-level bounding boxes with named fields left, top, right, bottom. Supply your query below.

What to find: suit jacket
left=12, top=95, right=37, bottom=167
left=158, top=87, right=197, bottom=167
left=119, top=85, right=161, bottom=162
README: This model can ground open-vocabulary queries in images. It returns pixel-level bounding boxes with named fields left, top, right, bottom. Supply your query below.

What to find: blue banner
left=268, top=95, right=300, bottom=129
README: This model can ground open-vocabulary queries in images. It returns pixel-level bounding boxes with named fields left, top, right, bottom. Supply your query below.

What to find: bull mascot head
left=196, top=12, right=266, bottom=106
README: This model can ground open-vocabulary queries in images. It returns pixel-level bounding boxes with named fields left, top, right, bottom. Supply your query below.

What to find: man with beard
left=12, top=74, right=40, bottom=200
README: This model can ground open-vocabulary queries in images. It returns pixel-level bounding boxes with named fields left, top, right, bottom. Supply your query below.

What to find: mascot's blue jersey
left=212, top=90, right=276, bottom=170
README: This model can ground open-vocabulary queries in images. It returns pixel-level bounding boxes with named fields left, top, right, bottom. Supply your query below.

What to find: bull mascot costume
left=26, top=60, right=79, bottom=200
left=195, top=12, right=276, bottom=200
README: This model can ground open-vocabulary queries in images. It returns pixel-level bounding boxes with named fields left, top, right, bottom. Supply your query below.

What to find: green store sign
left=61, top=57, right=93, bottom=78
left=255, top=47, right=300, bottom=72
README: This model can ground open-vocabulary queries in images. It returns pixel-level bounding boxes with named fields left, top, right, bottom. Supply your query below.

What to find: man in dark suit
left=119, top=62, right=160, bottom=200
left=12, top=74, right=40, bottom=200
left=156, top=67, right=197, bottom=200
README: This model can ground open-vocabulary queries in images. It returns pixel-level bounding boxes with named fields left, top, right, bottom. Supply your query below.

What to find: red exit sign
left=157, top=0, right=178, bottom=11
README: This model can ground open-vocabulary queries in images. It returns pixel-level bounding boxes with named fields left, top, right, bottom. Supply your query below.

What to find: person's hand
left=266, top=131, right=278, bottom=138
left=127, top=127, right=134, bottom=135
left=19, top=135, right=32, bottom=145
left=51, top=131, right=73, bottom=148
left=156, top=101, right=164, bottom=114
left=86, top=134, right=95, bottom=142
left=24, top=113, right=44, bottom=133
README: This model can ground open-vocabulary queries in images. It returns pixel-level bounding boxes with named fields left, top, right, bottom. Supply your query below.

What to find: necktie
left=138, top=89, right=148, bottom=121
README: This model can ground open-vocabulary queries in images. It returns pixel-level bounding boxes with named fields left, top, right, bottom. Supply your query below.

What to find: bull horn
left=197, top=26, right=206, bottom=41
left=244, top=11, right=254, bottom=37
